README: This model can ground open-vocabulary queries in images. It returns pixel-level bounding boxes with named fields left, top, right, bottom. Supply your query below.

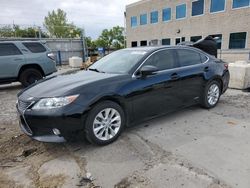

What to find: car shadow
left=0, top=83, right=23, bottom=91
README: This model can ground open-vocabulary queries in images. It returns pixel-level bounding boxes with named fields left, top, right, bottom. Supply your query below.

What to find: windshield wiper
left=88, top=68, right=105, bottom=73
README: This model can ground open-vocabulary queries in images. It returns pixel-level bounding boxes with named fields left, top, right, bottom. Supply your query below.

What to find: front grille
left=20, top=116, right=33, bottom=136
left=18, top=100, right=32, bottom=112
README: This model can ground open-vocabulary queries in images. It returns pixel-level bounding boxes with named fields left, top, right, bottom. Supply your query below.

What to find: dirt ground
left=0, top=72, right=250, bottom=188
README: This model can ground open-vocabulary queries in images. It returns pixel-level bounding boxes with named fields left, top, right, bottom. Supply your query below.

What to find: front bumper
left=16, top=101, right=86, bottom=143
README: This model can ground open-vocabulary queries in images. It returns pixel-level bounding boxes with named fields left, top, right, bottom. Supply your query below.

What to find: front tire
left=201, top=80, right=221, bottom=109
left=19, top=68, right=43, bottom=87
left=85, top=101, right=125, bottom=145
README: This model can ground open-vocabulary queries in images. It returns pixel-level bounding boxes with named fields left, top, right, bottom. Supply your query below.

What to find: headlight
left=32, top=95, right=79, bottom=110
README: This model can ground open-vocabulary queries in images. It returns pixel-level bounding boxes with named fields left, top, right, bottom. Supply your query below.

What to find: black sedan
left=17, top=46, right=230, bottom=145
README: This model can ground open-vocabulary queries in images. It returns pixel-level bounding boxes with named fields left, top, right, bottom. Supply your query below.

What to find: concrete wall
left=126, top=0, right=250, bottom=62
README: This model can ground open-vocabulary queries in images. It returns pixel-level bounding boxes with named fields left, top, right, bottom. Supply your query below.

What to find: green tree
left=96, top=26, right=125, bottom=50
left=0, top=26, right=13, bottom=37
left=85, top=37, right=97, bottom=49
left=44, top=9, right=80, bottom=38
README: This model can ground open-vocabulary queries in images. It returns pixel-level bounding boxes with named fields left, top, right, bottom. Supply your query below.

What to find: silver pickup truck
left=0, top=41, right=57, bottom=87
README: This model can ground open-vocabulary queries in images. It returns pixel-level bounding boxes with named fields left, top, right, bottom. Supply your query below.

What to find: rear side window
left=22, top=42, right=46, bottom=53
left=0, top=43, right=22, bottom=56
left=144, top=49, right=177, bottom=71
left=177, top=49, right=202, bottom=67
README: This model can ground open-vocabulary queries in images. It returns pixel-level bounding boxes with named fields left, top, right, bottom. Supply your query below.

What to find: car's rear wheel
left=201, top=80, right=221, bottom=109
left=85, top=101, right=125, bottom=145
left=19, top=68, right=43, bottom=87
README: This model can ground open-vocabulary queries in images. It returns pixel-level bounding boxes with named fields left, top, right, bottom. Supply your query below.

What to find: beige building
left=125, top=0, right=250, bottom=62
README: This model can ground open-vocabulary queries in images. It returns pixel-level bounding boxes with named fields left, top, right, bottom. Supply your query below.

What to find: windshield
left=89, top=50, right=147, bottom=74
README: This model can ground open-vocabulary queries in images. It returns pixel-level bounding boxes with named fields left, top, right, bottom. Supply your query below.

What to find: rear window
left=0, top=43, right=22, bottom=56
left=177, top=49, right=202, bottom=67
left=22, top=42, right=46, bottom=53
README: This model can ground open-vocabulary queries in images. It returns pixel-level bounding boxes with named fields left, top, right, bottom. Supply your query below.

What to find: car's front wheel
left=201, top=80, right=221, bottom=109
left=85, top=101, right=125, bottom=145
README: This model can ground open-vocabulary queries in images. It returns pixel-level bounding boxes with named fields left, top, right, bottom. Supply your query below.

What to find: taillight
left=47, top=53, right=55, bottom=60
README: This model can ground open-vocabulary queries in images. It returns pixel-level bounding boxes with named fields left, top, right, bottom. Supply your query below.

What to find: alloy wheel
left=207, top=84, right=220, bottom=106
left=93, top=108, right=121, bottom=141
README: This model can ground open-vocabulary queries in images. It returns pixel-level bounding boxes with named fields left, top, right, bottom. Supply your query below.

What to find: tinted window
left=232, top=0, right=250, bottom=9
left=140, top=14, right=147, bottom=25
left=162, top=38, right=171, bottom=45
left=176, top=4, right=186, bottom=19
left=0, top=43, right=22, bottom=56
left=23, top=42, right=46, bottom=53
left=162, top=8, right=171, bottom=21
left=210, top=0, right=225, bottom=12
left=131, top=16, right=137, bottom=27
left=131, top=41, right=138, bottom=47
left=177, top=49, right=202, bottom=67
left=144, top=50, right=177, bottom=71
left=192, top=0, right=204, bottom=16
left=140, top=41, right=147, bottom=46
left=150, top=11, right=158, bottom=23
left=229, top=32, right=247, bottom=49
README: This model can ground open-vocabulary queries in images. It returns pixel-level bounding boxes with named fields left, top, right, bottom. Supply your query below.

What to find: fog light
left=53, top=128, right=61, bottom=136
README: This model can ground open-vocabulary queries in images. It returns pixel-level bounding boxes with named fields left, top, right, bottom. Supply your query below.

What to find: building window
left=210, top=0, right=226, bottom=13
left=131, top=16, right=137, bottom=27
left=140, top=40, right=147, bottom=46
left=229, top=32, right=247, bottom=49
left=232, top=0, right=250, bottom=9
left=150, top=39, right=158, bottom=46
left=150, top=11, right=158, bottom=24
left=162, top=8, right=171, bottom=21
left=176, top=4, right=187, bottom=19
left=175, top=37, right=185, bottom=45
left=131, top=41, right=138, bottom=47
left=210, top=34, right=222, bottom=49
left=192, top=0, right=204, bottom=16
left=140, top=14, right=147, bottom=25
left=190, top=36, right=202, bottom=42
left=162, top=38, right=171, bottom=45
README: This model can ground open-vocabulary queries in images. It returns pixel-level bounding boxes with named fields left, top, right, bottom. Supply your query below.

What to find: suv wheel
left=85, top=101, right=125, bottom=145
left=201, top=80, right=221, bottom=109
left=19, top=68, right=43, bottom=87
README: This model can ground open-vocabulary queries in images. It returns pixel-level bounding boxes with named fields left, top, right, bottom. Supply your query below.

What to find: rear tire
left=201, top=80, right=221, bottom=109
left=85, top=101, right=125, bottom=145
left=19, top=68, right=43, bottom=87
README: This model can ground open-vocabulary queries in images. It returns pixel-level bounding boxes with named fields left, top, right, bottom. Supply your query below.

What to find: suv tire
left=19, top=68, right=43, bottom=87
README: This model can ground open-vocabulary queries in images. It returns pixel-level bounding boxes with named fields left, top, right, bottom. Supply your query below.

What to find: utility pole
left=38, top=26, right=42, bottom=39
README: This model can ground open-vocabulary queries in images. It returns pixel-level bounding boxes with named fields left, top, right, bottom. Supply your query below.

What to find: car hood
left=19, top=70, right=122, bottom=98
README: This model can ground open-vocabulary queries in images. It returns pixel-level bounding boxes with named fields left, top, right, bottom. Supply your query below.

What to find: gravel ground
left=0, top=69, right=250, bottom=188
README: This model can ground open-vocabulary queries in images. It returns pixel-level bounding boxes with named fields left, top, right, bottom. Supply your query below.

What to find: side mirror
left=139, top=65, right=158, bottom=77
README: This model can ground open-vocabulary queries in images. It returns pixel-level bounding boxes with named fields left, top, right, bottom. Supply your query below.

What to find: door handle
left=204, top=67, right=209, bottom=72
left=171, top=73, right=180, bottom=80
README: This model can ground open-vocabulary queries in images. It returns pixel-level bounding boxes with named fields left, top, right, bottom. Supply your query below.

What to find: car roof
left=125, top=45, right=200, bottom=53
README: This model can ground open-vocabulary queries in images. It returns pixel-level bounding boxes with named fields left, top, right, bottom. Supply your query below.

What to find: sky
left=0, top=0, right=140, bottom=39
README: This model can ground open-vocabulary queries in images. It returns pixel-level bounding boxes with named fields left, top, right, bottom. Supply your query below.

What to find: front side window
left=176, top=4, right=186, bottom=19
left=140, top=14, right=147, bottom=25
left=150, top=11, right=158, bottom=24
left=177, top=49, right=202, bottom=67
left=144, top=50, right=177, bottom=71
left=229, top=32, right=247, bottom=49
left=89, top=50, right=147, bottom=74
left=0, top=43, right=22, bottom=56
left=232, top=0, right=250, bottom=9
left=162, top=8, right=171, bottom=21
left=210, top=0, right=226, bottom=12
left=22, top=42, right=46, bottom=53
left=192, top=0, right=204, bottom=16
left=131, top=16, right=137, bottom=27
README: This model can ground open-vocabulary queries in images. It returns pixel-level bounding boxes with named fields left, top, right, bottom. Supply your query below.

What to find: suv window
left=22, top=42, right=46, bottom=53
left=144, top=49, right=177, bottom=71
left=177, top=49, right=202, bottom=67
left=0, top=43, right=22, bottom=56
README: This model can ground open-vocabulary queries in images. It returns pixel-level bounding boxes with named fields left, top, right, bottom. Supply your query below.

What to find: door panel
left=0, top=43, right=25, bottom=79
